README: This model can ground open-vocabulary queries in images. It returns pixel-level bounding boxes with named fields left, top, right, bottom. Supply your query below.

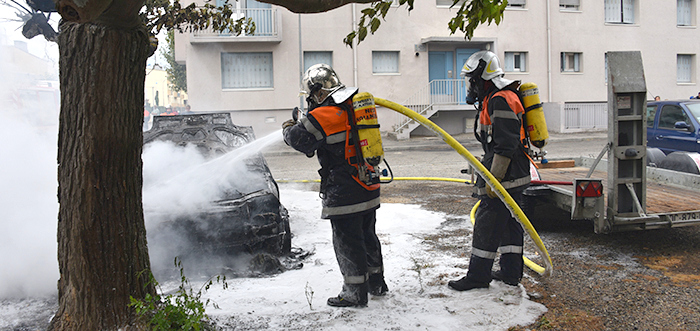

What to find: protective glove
left=486, top=154, right=511, bottom=199
left=282, top=119, right=296, bottom=130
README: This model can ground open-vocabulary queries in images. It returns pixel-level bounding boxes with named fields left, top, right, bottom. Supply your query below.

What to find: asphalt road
left=262, top=131, right=609, bottom=181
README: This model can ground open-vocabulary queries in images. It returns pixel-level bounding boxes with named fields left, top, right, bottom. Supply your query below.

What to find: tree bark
left=49, top=21, right=155, bottom=330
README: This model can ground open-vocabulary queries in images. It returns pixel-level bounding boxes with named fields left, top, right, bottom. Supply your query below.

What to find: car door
left=651, top=104, right=697, bottom=153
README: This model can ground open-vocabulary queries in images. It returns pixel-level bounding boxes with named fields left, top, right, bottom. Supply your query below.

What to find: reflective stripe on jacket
left=284, top=98, right=380, bottom=218
left=475, top=87, right=531, bottom=193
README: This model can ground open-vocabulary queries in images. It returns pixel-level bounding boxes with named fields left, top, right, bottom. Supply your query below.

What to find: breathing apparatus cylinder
left=351, top=92, right=384, bottom=166
left=519, top=82, right=549, bottom=149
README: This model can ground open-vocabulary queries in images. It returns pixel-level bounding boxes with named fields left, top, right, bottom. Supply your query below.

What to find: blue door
left=652, top=104, right=699, bottom=153
left=428, top=51, right=452, bottom=96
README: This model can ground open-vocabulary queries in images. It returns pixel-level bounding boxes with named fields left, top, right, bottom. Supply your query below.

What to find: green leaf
left=358, top=26, right=368, bottom=41
left=370, top=18, right=381, bottom=33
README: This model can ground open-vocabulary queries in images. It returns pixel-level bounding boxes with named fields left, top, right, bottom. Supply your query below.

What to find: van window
left=686, top=102, right=700, bottom=124
left=646, top=105, right=657, bottom=127
left=658, top=105, right=693, bottom=130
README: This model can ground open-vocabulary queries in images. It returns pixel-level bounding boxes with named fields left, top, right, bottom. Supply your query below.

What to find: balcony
left=190, top=8, right=281, bottom=43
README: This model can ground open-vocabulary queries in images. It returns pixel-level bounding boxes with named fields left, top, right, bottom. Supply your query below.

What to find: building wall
left=176, top=1, right=700, bottom=137
left=145, top=66, right=188, bottom=112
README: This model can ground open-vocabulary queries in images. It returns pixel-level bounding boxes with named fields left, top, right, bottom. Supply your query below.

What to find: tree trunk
left=49, top=21, right=155, bottom=330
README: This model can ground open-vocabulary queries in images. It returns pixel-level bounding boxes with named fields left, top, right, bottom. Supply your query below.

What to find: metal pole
left=298, top=14, right=304, bottom=112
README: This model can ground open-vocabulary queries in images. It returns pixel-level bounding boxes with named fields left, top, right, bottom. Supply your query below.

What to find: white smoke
left=0, top=19, right=60, bottom=298
left=142, top=130, right=284, bottom=278
left=0, top=106, right=59, bottom=298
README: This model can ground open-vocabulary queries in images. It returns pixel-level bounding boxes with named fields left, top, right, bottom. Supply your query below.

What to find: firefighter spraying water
left=282, top=64, right=390, bottom=308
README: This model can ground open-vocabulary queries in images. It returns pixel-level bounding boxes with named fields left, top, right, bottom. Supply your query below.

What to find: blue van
left=646, top=100, right=700, bottom=154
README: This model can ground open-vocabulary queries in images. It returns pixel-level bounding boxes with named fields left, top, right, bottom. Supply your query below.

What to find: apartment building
left=175, top=0, right=700, bottom=138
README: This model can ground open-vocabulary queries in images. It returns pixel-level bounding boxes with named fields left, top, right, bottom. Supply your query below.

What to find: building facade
left=145, top=64, right=189, bottom=115
left=175, top=0, right=700, bottom=138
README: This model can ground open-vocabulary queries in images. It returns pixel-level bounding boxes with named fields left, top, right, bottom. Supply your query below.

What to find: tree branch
left=258, top=0, right=374, bottom=13
left=55, top=0, right=144, bottom=27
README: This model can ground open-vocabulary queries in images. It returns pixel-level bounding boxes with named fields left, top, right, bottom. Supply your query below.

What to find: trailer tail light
left=576, top=180, right=603, bottom=197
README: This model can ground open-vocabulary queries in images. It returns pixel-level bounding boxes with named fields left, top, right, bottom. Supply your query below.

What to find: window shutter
left=436, top=0, right=463, bottom=6
left=303, top=52, right=333, bottom=72
left=508, top=0, right=526, bottom=5
left=520, top=53, right=527, bottom=72
left=605, top=0, right=621, bottom=23
left=622, top=0, right=634, bottom=23
left=560, top=0, right=579, bottom=6
left=560, top=52, right=565, bottom=72
left=221, top=52, right=273, bottom=89
left=574, top=53, right=580, bottom=72
left=504, top=53, right=514, bottom=71
left=677, top=55, right=692, bottom=83
left=678, top=0, right=692, bottom=26
left=372, top=51, right=399, bottom=73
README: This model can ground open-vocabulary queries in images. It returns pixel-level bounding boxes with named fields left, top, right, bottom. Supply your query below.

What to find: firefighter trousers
left=467, top=186, right=526, bottom=284
left=330, top=210, right=384, bottom=296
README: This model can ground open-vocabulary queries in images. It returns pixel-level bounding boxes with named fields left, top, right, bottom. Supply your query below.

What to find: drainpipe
left=352, top=4, right=358, bottom=87
left=299, top=14, right=304, bottom=111
left=546, top=0, right=552, bottom=102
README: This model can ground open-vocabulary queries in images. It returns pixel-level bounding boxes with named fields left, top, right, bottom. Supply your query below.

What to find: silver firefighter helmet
left=302, top=64, right=345, bottom=104
left=460, top=50, right=514, bottom=89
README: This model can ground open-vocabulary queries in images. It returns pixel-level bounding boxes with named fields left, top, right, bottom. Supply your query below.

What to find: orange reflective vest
left=479, top=89, right=527, bottom=146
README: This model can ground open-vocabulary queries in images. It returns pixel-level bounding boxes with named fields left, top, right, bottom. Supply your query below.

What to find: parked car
left=646, top=100, right=700, bottom=154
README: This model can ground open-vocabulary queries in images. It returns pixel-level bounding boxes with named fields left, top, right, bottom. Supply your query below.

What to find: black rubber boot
left=327, top=283, right=368, bottom=308
left=368, top=274, right=389, bottom=296
left=447, top=276, right=489, bottom=291
left=491, top=270, right=520, bottom=286
left=327, top=296, right=367, bottom=307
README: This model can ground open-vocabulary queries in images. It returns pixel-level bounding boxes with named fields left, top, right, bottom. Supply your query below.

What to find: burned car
left=143, top=113, right=291, bottom=278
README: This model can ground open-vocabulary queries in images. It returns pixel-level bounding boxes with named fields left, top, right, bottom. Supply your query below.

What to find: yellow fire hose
left=279, top=176, right=546, bottom=274
left=374, top=97, right=553, bottom=276
left=277, top=177, right=472, bottom=184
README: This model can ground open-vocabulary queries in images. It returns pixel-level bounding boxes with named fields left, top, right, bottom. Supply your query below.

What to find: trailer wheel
left=658, top=152, right=700, bottom=175
left=646, top=147, right=666, bottom=167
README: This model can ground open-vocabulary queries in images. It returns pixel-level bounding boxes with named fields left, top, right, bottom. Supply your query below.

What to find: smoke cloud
left=0, top=102, right=59, bottom=299
left=142, top=131, right=284, bottom=279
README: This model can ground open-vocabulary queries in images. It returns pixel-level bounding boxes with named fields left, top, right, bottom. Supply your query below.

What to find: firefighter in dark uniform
left=282, top=64, right=388, bottom=307
left=448, top=51, right=531, bottom=291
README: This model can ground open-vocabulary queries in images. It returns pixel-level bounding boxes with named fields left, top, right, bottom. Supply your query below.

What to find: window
left=504, top=52, right=527, bottom=72
left=303, top=51, right=332, bottom=72
left=677, top=54, right=693, bottom=83
left=436, top=0, right=465, bottom=7
left=561, top=52, right=581, bottom=72
left=507, top=0, right=526, bottom=8
left=646, top=105, right=657, bottom=127
left=605, top=0, right=635, bottom=24
left=678, top=0, right=693, bottom=26
left=221, top=52, right=273, bottom=89
left=560, top=0, right=580, bottom=11
left=659, top=105, right=693, bottom=130
left=372, top=51, right=399, bottom=74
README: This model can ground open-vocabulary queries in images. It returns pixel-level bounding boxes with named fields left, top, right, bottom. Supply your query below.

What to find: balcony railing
left=395, top=79, right=466, bottom=132
left=190, top=8, right=281, bottom=42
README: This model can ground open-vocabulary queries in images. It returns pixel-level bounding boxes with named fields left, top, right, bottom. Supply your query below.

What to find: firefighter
left=448, top=51, right=531, bottom=291
left=282, top=64, right=388, bottom=307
